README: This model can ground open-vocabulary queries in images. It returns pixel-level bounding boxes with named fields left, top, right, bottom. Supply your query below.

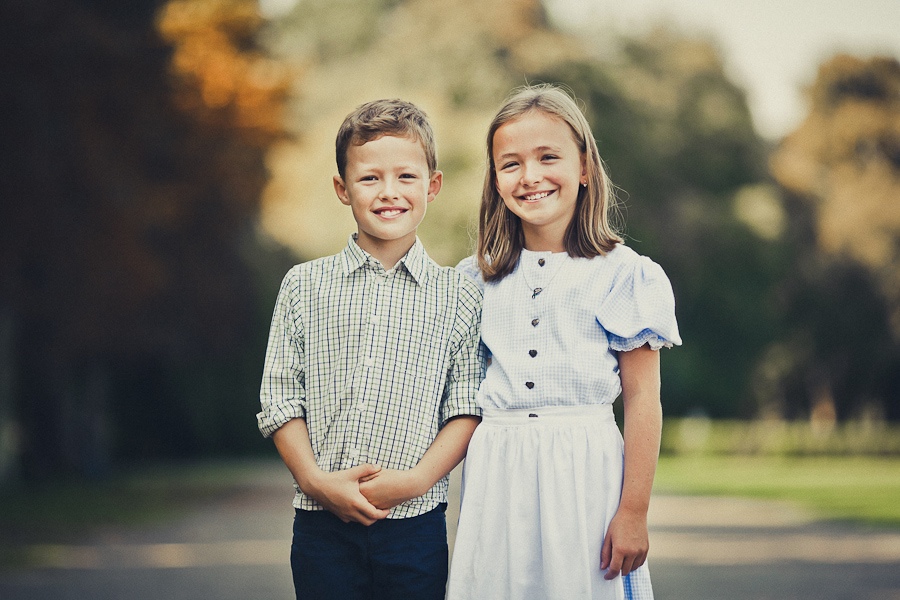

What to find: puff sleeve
left=596, top=253, right=682, bottom=352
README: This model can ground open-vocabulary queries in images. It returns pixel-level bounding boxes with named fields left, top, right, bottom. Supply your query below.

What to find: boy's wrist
left=296, top=465, right=326, bottom=499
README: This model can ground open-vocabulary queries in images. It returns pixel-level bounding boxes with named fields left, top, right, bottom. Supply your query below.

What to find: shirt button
left=538, top=258, right=545, bottom=266
left=369, top=314, right=380, bottom=324
left=529, top=349, right=537, bottom=357
left=364, top=357, right=375, bottom=367
left=531, top=318, right=540, bottom=327
left=358, top=400, right=367, bottom=410
left=525, top=381, right=535, bottom=389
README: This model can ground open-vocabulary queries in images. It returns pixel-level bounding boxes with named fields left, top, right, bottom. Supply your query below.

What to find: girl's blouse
left=457, top=244, right=681, bottom=410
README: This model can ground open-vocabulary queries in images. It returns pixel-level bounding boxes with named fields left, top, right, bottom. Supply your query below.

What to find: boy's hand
left=358, top=468, right=426, bottom=510
left=305, top=464, right=390, bottom=526
left=600, top=507, right=649, bottom=580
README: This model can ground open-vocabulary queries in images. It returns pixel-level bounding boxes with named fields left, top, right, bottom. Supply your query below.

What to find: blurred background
left=1, top=0, right=899, bottom=563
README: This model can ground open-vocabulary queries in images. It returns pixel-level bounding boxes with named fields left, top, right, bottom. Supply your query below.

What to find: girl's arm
left=359, top=415, right=480, bottom=510
left=601, top=344, right=662, bottom=580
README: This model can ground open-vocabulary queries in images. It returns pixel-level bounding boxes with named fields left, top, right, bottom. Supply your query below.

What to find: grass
left=655, top=454, right=900, bottom=527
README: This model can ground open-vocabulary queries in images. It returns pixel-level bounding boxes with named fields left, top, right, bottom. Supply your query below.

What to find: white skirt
left=447, top=405, right=654, bottom=600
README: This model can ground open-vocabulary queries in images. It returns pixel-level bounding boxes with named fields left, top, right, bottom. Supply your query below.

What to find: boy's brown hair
left=335, top=99, right=438, bottom=178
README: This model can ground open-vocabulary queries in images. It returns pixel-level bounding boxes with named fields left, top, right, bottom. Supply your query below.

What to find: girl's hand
left=359, top=468, right=427, bottom=510
left=600, top=508, right=649, bottom=580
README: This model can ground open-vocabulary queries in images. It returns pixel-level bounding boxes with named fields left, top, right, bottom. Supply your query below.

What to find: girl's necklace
left=520, top=253, right=566, bottom=299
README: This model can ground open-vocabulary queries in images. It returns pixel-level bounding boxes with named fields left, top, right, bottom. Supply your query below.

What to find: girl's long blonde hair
left=477, top=84, right=622, bottom=282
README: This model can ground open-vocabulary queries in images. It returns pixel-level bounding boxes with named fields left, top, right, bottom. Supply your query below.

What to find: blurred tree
left=769, top=54, right=900, bottom=421
left=0, top=0, right=292, bottom=481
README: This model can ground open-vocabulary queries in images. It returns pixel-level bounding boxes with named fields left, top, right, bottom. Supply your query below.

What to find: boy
left=257, top=99, right=484, bottom=600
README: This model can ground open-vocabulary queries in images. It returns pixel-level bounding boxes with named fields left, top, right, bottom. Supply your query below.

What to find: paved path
left=1, top=459, right=898, bottom=599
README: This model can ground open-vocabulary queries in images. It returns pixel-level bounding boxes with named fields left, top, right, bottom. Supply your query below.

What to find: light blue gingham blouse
left=457, top=244, right=681, bottom=411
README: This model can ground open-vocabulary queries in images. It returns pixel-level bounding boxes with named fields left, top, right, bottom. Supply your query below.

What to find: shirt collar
left=340, top=234, right=431, bottom=286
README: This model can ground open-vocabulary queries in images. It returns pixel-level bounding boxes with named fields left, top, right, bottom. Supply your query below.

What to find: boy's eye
left=360, top=175, right=377, bottom=182
left=399, top=173, right=417, bottom=179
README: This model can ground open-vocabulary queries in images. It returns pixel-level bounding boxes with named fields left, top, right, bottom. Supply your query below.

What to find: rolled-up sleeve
left=440, top=277, right=486, bottom=425
left=257, top=267, right=308, bottom=438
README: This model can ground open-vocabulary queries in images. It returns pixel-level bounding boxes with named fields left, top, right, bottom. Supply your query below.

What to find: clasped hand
left=308, top=464, right=423, bottom=526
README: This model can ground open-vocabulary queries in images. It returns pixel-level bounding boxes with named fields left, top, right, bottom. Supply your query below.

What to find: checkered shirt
left=258, top=235, right=485, bottom=518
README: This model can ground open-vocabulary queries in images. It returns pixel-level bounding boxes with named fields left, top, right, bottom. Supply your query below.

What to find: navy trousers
left=291, top=504, right=448, bottom=600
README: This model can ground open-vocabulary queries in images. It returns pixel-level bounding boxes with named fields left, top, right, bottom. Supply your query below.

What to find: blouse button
left=525, top=381, right=535, bottom=389
left=529, top=349, right=537, bottom=357
left=538, top=258, right=545, bottom=266
left=531, top=318, right=540, bottom=327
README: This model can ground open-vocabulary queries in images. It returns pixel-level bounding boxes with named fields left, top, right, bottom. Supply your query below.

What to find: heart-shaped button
left=528, top=350, right=537, bottom=357
left=525, top=381, right=535, bottom=389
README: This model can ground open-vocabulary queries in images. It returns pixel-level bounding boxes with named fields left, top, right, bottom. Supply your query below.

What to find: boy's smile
left=334, top=134, right=442, bottom=268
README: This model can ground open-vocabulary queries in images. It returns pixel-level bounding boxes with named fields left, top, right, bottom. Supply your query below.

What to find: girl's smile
left=492, top=109, right=586, bottom=251
left=520, top=190, right=554, bottom=202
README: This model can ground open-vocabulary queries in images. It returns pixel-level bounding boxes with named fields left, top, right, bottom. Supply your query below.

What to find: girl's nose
left=520, top=163, right=541, bottom=187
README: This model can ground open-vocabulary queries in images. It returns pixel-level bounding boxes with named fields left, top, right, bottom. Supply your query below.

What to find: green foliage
left=656, top=454, right=900, bottom=527
left=662, top=417, right=900, bottom=456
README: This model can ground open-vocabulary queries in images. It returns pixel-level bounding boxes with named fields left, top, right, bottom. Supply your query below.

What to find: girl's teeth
left=525, top=192, right=550, bottom=201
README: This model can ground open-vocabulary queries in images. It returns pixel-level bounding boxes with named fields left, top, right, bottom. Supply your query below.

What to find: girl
left=447, top=84, right=681, bottom=600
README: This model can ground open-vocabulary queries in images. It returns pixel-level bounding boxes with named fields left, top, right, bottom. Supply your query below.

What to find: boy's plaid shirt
left=258, top=236, right=485, bottom=518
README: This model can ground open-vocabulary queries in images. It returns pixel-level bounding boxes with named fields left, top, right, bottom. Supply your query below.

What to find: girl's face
left=492, top=110, right=586, bottom=251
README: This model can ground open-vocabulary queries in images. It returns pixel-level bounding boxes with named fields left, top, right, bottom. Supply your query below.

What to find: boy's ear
left=334, top=175, right=351, bottom=206
left=427, top=170, right=443, bottom=203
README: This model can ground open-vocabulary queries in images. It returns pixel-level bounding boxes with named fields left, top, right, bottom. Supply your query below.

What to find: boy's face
left=334, top=134, right=441, bottom=261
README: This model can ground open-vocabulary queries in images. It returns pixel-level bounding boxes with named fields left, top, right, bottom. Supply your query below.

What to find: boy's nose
left=378, top=179, right=400, bottom=199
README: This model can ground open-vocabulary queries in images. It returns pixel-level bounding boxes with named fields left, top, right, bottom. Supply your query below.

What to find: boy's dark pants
left=291, top=504, right=448, bottom=600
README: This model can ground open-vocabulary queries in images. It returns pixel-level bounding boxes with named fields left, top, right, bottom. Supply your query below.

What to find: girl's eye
left=500, top=162, right=518, bottom=170
left=542, top=154, right=559, bottom=161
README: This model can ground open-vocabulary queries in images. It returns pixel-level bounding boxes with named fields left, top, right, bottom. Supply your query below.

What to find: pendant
left=532, top=287, right=543, bottom=299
